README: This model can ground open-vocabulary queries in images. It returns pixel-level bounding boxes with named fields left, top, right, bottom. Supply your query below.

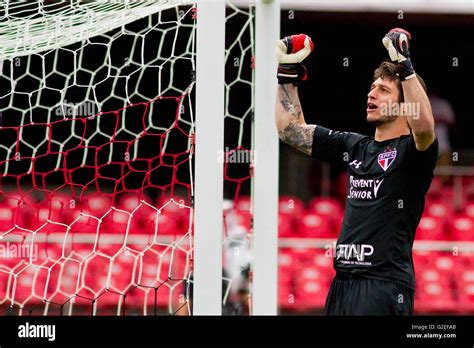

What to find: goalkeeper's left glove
left=382, top=28, right=416, bottom=81
left=276, top=34, right=314, bottom=86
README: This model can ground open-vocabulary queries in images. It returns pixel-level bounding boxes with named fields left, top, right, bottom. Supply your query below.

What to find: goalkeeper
left=275, top=30, right=438, bottom=315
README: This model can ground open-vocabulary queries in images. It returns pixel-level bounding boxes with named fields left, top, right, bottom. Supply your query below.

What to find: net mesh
left=0, top=0, right=194, bottom=60
left=0, top=1, right=196, bottom=316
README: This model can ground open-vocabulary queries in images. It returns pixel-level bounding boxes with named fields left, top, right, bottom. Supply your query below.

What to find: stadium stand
left=1, top=171, right=473, bottom=314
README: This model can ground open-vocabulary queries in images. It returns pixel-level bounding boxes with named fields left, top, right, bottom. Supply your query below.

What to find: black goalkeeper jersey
left=311, top=126, right=439, bottom=290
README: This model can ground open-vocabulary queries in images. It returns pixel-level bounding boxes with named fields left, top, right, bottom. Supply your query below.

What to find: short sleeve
left=311, top=125, right=365, bottom=163
left=406, top=136, right=439, bottom=171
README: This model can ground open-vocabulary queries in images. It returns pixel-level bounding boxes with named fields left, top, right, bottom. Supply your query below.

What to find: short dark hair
left=373, top=61, right=427, bottom=103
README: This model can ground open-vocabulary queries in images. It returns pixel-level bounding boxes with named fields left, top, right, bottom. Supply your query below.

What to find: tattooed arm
left=275, top=84, right=316, bottom=156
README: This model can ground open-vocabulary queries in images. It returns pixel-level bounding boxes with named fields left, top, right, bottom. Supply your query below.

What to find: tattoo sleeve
left=276, top=84, right=315, bottom=156
left=279, top=85, right=302, bottom=120
left=279, top=123, right=316, bottom=156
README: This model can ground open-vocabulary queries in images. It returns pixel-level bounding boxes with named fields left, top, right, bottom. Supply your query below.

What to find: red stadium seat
left=18, top=193, right=74, bottom=232
left=300, top=265, right=327, bottom=282
left=117, top=193, right=143, bottom=212
left=464, top=202, right=474, bottom=219
left=413, top=250, right=435, bottom=270
left=100, top=209, right=130, bottom=234
left=417, top=268, right=449, bottom=286
left=301, top=212, right=332, bottom=238
left=415, top=215, right=445, bottom=240
left=311, top=251, right=333, bottom=268
left=278, top=251, right=294, bottom=297
left=12, top=263, right=45, bottom=306
left=424, top=201, right=453, bottom=238
left=278, top=279, right=295, bottom=310
left=308, top=197, right=343, bottom=235
left=157, top=212, right=184, bottom=236
left=426, top=177, right=444, bottom=200
left=416, top=257, right=458, bottom=313
left=464, top=177, right=474, bottom=201
left=309, top=197, right=343, bottom=216
left=439, top=187, right=454, bottom=204
left=0, top=268, right=11, bottom=304
left=278, top=267, right=292, bottom=286
left=425, top=201, right=453, bottom=219
left=457, top=283, right=474, bottom=312
left=415, top=281, right=456, bottom=313
left=135, top=247, right=186, bottom=309
left=0, top=206, right=15, bottom=231
left=83, top=194, right=111, bottom=218
left=43, top=259, right=80, bottom=305
left=68, top=210, right=100, bottom=235
left=310, top=251, right=335, bottom=279
left=279, top=196, right=305, bottom=216
left=0, top=193, right=36, bottom=209
left=291, top=248, right=315, bottom=266
left=454, top=268, right=474, bottom=312
left=278, top=196, right=304, bottom=237
left=81, top=254, right=111, bottom=294
left=294, top=279, right=328, bottom=310
left=294, top=258, right=332, bottom=310
left=157, top=197, right=190, bottom=228
left=459, top=269, right=474, bottom=284
left=432, top=254, right=457, bottom=277
left=278, top=213, right=298, bottom=237
left=278, top=249, right=297, bottom=271
left=450, top=216, right=474, bottom=241
left=109, top=251, right=138, bottom=293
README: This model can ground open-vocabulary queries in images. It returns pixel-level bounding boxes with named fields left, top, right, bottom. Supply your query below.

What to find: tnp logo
left=336, top=244, right=374, bottom=262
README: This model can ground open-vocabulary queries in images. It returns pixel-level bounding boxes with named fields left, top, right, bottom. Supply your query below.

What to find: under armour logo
left=349, top=160, right=362, bottom=168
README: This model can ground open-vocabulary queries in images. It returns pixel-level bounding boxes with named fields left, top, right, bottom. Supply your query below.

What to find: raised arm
left=402, top=78, right=435, bottom=151
left=275, top=84, right=315, bottom=156
left=275, top=34, right=316, bottom=156
left=382, top=28, right=435, bottom=151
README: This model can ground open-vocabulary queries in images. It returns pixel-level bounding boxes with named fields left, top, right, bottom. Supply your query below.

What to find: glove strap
left=277, top=63, right=307, bottom=86
left=396, top=59, right=415, bottom=81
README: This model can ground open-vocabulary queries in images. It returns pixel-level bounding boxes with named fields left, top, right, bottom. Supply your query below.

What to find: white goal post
left=193, top=0, right=281, bottom=315
left=193, top=0, right=225, bottom=316
left=251, top=0, right=280, bottom=315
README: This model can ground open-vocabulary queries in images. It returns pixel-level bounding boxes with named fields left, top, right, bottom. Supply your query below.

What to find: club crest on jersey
left=377, top=149, right=397, bottom=171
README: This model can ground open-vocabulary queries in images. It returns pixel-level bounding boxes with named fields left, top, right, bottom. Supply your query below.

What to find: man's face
left=366, top=77, right=401, bottom=125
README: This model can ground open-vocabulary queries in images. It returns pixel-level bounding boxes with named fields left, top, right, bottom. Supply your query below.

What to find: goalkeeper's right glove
left=276, top=34, right=314, bottom=86
left=382, top=28, right=416, bottom=81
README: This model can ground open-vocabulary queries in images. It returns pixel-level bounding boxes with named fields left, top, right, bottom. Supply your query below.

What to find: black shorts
left=325, top=273, right=414, bottom=316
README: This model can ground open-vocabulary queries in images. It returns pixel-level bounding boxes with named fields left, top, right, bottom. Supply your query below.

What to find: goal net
left=0, top=0, right=257, bottom=316
left=0, top=0, right=196, bottom=316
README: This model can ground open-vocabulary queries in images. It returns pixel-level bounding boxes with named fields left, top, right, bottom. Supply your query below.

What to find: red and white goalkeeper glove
left=276, top=34, right=314, bottom=85
left=382, top=28, right=416, bottom=81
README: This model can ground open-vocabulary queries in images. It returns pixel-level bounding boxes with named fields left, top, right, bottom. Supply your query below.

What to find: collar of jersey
left=371, top=134, right=411, bottom=146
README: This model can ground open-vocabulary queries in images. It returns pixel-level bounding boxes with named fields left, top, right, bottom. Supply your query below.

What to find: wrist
left=277, top=63, right=307, bottom=86
left=396, top=59, right=415, bottom=81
